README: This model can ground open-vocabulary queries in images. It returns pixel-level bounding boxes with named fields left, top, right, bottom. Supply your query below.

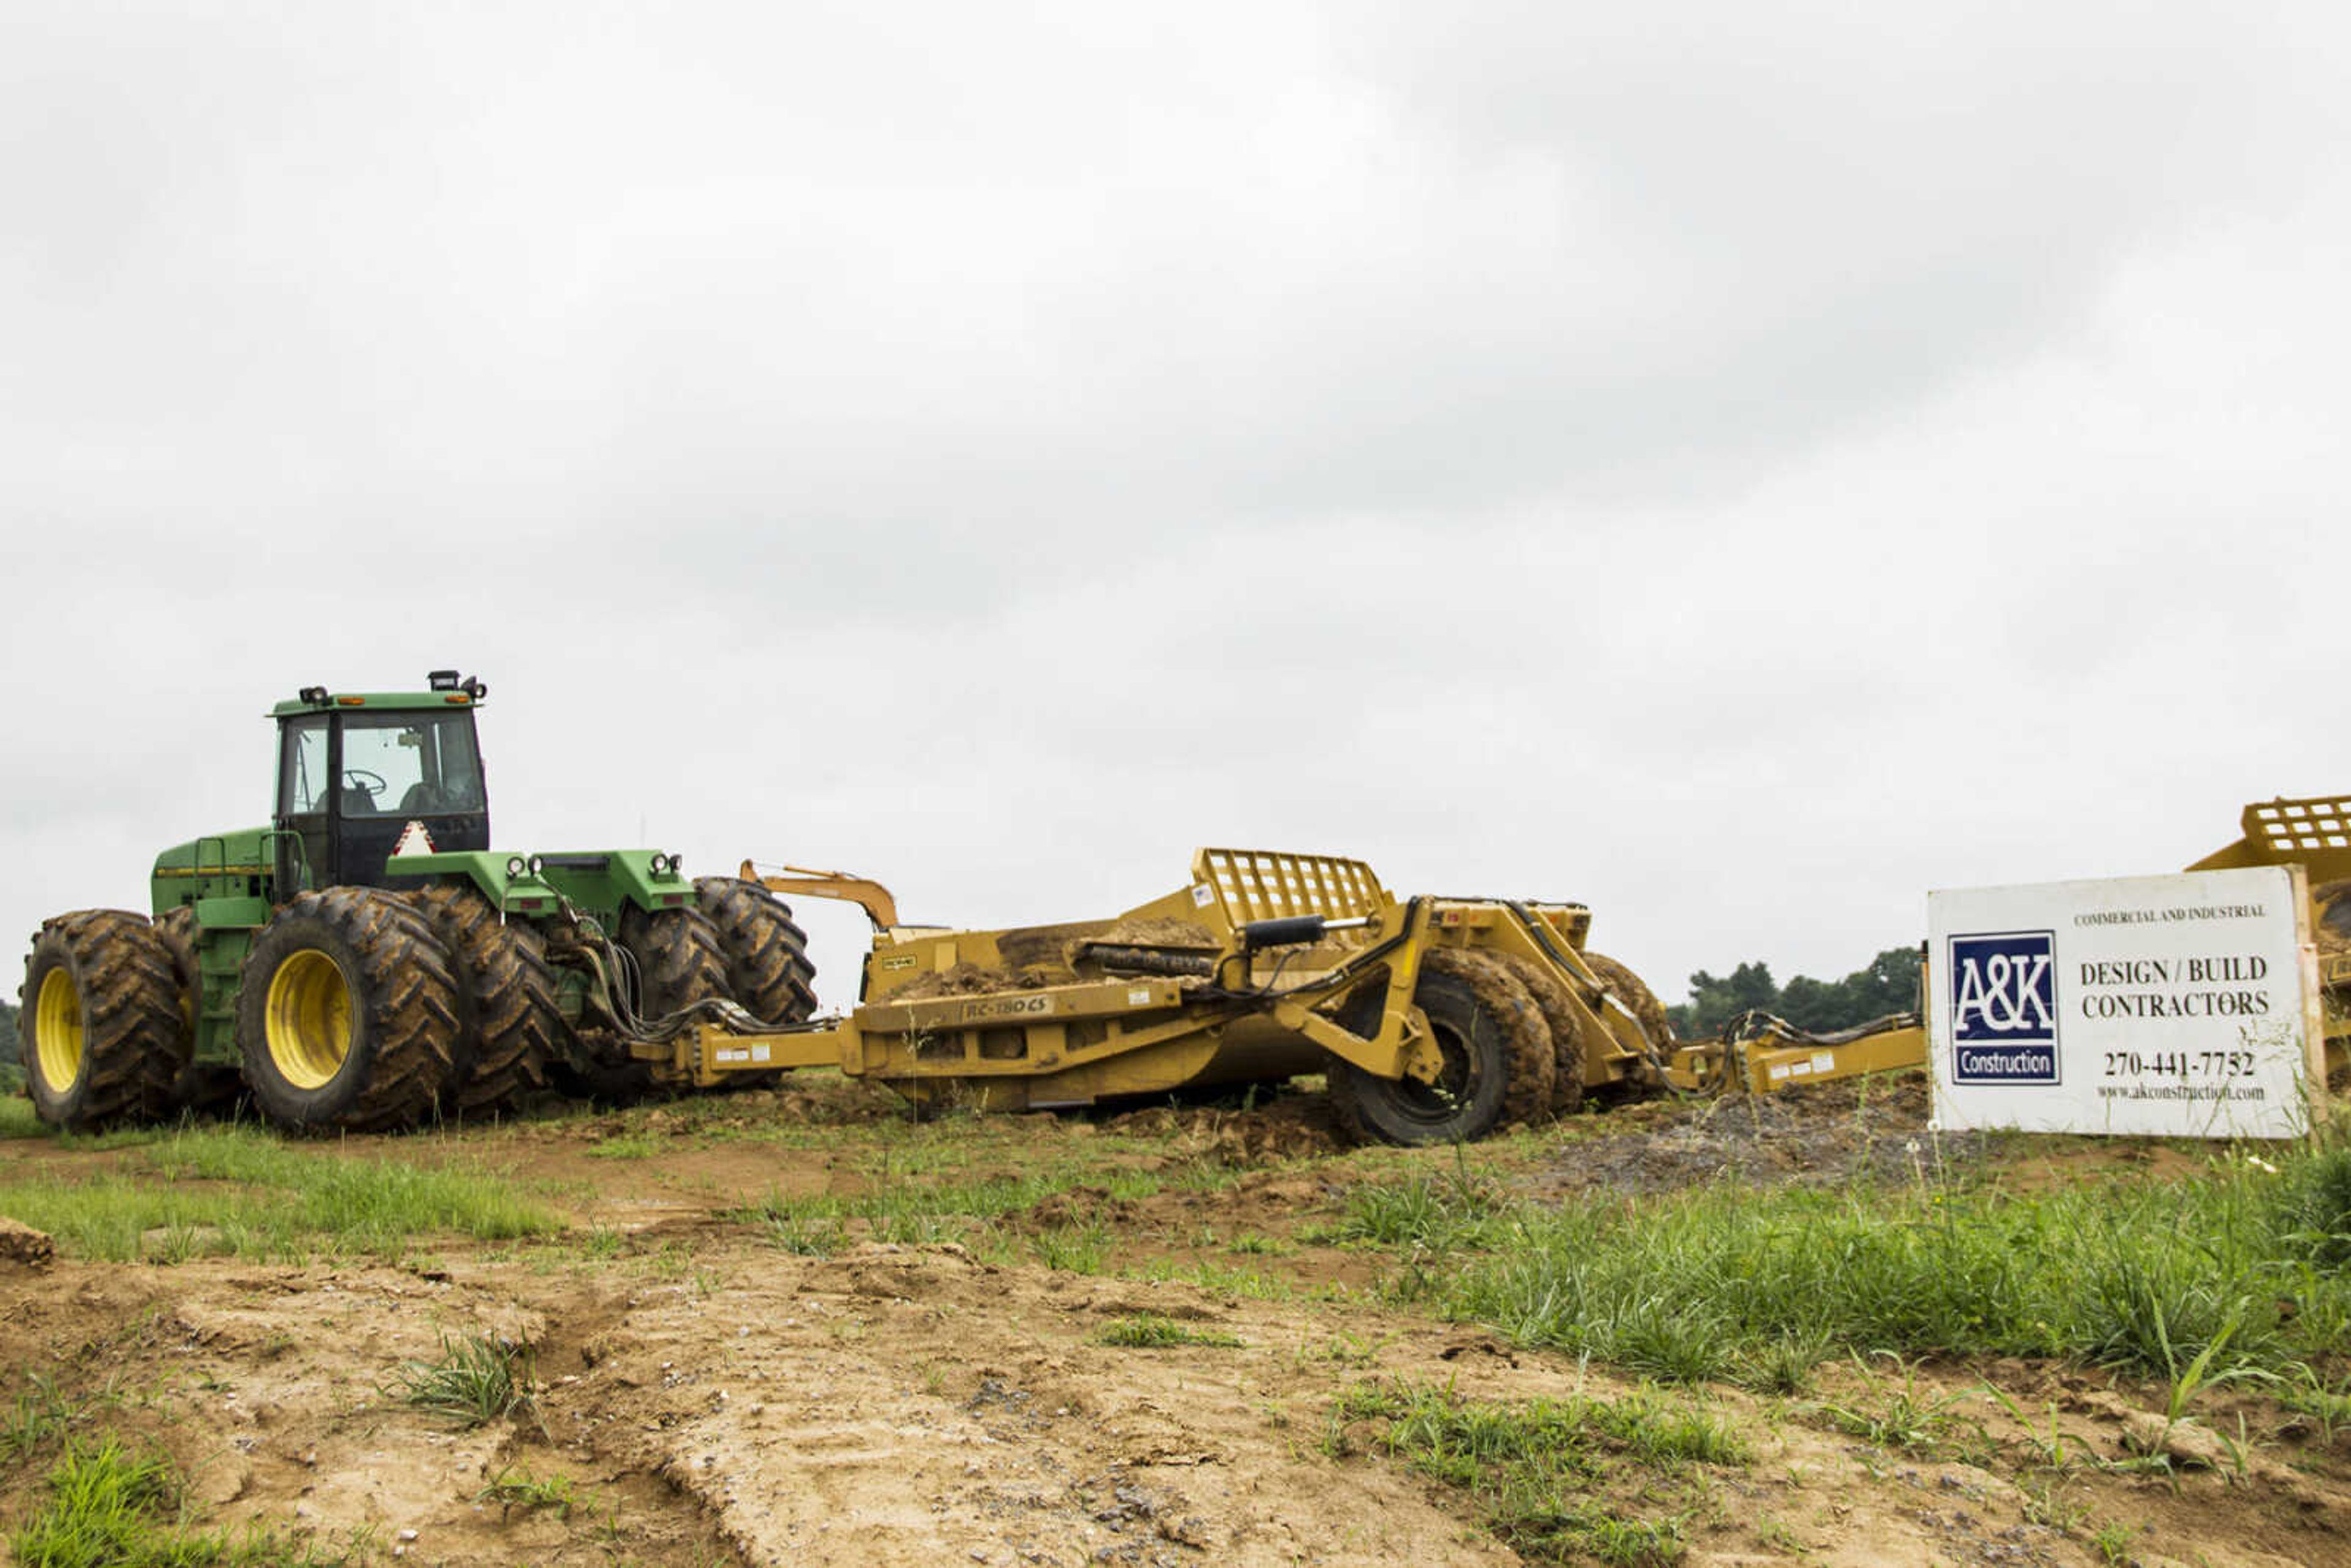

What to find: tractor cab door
left=273, top=708, right=492, bottom=893
left=274, top=714, right=333, bottom=895
left=329, top=710, right=492, bottom=888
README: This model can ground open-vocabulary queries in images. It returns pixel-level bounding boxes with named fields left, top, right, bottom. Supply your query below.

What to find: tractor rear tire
left=18, top=910, right=185, bottom=1131
left=411, top=886, right=560, bottom=1119
left=694, top=877, right=818, bottom=1025
left=236, top=888, right=460, bottom=1133
left=1583, top=951, right=1674, bottom=1093
left=1496, top=953, right=1586, bottom=1116
left=1327, top=961, right=1529, bottom=1147
left=563, top=904, right=733, bottom=1103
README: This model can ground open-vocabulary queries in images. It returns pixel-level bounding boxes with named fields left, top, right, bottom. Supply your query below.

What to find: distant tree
left=0, top=999, right=17, bottom=1092
left=1669, top=946, right=1923, bottom=1038
left=1676, top=961, right=1778, bottom=1038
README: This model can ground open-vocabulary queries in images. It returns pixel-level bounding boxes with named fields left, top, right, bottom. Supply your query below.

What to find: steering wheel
left=343, top=768, right=388, bottom=795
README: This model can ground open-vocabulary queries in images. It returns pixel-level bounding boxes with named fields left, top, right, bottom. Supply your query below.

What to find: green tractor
left=17, top=672, right=817, bottom=1133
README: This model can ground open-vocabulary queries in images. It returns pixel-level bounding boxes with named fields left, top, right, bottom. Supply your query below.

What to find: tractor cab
left=272, top=670, right=492, bottom=893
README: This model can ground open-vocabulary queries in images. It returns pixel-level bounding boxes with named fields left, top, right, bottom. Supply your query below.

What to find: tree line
left=1667, top=945, right=1922, bottom=1039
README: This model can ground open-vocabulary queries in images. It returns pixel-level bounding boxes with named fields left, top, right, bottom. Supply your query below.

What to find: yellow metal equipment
left=587, top=795, right=2351, bottom=1145
left=2191, top=795, right=2351, bottom=1074
left=609, top=847, right=1686, bottom=1144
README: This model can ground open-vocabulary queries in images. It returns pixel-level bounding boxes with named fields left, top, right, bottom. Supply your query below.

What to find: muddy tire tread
left=694, top=877, right=819, bottom=1024
left=1583, top=950, right=1674, bottom=1092
left=237, top=888, right=459, bottom=1133
left=571, top=904, right=734, bottom=1103
left=1494, top=952, right=1586, bottom=1116
left=1425, top=950, right=1556, bottom=1128
left=18, top=909, right=184, bottom=1130
left=411, top=885, right=560, bottom=1117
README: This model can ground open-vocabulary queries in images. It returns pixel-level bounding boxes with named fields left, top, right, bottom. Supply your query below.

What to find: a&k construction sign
left=1927, top=865, right=2324, bottom=1138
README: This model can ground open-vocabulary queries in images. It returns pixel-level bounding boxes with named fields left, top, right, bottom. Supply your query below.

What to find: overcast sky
left=4, top=2, right=2344, bottom=1013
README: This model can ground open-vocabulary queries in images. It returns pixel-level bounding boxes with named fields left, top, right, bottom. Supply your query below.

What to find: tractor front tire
left=694, top=877, right=818, bottom=1026
left=18, top=910, right=184, bottom=1131
left=411, top=886, right=560, bottom=1119
left=236, top=888, right=460, bottom=1133
left=1327, top=962, right=1524, bottom=1147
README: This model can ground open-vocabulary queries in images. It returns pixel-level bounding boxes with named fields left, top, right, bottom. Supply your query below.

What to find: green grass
left=0, top=1124, right=563, bottom=1261
left=476, top=1466, right=586, bottom=1519
left=11, top=1436, right=354, bottom=1567
left=583, top=1133, right=661, bottom=1160
left=1354, top=1139, right=2351, bottom=1386
left=1095, top=1313, right=1244, bottom=1349
left=388, top=1332, right=538, bottom=1428
left=1331, top=1382, right=1743, bottom=1565
left=0, top=1094, right=43, bottom=1138
left=2, top=1373, right=81, bottom=1463
left=1814, top=1356, right=1980, bottom=1456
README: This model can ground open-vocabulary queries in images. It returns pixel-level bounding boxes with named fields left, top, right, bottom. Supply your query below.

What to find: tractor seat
left=340, top=786, right=377, bottom=816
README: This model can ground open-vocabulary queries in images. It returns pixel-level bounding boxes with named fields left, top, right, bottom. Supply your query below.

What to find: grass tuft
left=11, top=1435, right=353, bottom=1567
left=1095, top=1314, right=1243, bottom=1349
left=476, top=1466, right=585, bottom=1519
left=1331, top=1381, right=1737, bottom=1564
left=387, top=1332, right=538, bottom=1428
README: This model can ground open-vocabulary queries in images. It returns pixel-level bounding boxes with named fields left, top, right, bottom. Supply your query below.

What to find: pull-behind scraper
left=602, top=847, right=1687, bottom=1144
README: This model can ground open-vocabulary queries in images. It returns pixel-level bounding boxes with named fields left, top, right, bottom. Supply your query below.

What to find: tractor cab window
left=338, top=712, right=486, bottom=817
left=280, top=717, right=331, bottom=816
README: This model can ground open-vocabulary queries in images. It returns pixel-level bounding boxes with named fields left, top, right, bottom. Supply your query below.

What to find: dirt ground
left=1, top=1078, right=2345, bottom=1567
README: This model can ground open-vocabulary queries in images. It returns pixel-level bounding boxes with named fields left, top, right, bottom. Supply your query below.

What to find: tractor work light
left=527, top=855, right=545, bottom=877
left=505, top=855, right=528, bottom=878
left=649, top=853, right=673, bottom=875
left=428, top=670, right=460, bottom=692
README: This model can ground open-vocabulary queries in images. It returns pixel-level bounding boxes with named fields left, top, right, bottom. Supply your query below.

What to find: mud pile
left=890, top=962, right=1049, bottom=1000
left=1531, top=1075, right=1983, bottom=1197
left=1099, top=1093, right=1348, bottom=1163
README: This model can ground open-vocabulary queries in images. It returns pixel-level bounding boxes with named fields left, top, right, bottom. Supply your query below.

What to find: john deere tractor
left=17, top=672, right=816, bottom=1133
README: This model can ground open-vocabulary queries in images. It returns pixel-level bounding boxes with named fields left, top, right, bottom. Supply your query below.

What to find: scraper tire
left=1583, top=951, right=1673, bottom=1092
left=1326, top=964, right=1517, bottom=1147
left=1495, top=953, right=1586, bottom=1116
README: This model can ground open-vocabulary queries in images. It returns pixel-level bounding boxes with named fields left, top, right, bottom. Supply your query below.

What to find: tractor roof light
left=428, top=670, right=460, bottom=692
left=298, top=686, right=328, bottom=705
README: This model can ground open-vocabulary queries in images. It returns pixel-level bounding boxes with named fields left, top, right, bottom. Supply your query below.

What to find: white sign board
left=1927, top=866, right=2321, bottom=1139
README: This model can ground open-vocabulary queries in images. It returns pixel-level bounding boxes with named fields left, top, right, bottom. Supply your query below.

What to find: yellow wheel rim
left=264, top=949, right=354, bottom=1090
left=33, top=968, right=84, bottom=1092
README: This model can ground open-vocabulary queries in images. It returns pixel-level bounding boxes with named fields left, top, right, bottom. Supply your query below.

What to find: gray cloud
left=4, top=2, right=2345, bottom=1010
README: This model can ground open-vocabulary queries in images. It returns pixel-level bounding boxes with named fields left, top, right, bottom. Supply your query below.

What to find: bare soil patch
left=2, top=1078, right=2347, bottom=1567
